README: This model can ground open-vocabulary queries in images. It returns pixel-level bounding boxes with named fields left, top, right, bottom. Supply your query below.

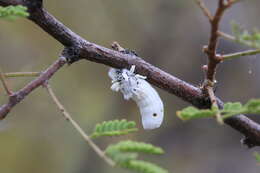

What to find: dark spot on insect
left=133, top=89, right=137, bottom=91
left=153, top=113, right=157, bottom=117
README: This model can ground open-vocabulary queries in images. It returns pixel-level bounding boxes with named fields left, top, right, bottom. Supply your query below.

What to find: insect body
left=108, top=66, right=164, bottom=130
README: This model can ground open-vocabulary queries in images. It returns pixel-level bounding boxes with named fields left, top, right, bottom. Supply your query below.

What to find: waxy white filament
left=108, top=66, right=164, bottom=130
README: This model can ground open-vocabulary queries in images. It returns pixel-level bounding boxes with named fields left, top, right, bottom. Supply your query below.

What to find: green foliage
left=106, top=144, right=138, bottom=164
left=105, top=140, right=167, bottom=173
left=0, top=5, right=29, bottom=20
left=177, top=99, right=260, bottom=121
left=122, top=160, right=168, bottom=173
left=91, top=119, right=168, bottom=172
left=231, top=21, right=260, bottom=48
left=91, top=119, right=138, bottom=138
left=221, top=102, right=246, bottom=118
left=107, top=140, right=164, bottom=155
left=222, top=102, right=243, bottom=112
left=176, top=106, right=217, bottom=121
left=254, top=152, right=260, bottom=163
left=244, top=99, right=260, bottom=114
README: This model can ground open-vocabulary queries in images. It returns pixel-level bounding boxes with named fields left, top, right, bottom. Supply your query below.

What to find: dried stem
left=195, top=0, right=242, bottom=47
left=217, top=31, right=236, bottom=41
left=206, top=84, right=223, bottom=124
left=205, top=0, right=233, bottom=82
left=197, top=0, right=236, bottom=124
left=0, top=69, right=13, bottom=95
left=195, top=0, right=213, bottom=21
left=4, top=72, right=41, bottom=78
left=0, top=57, right=66, bottom=119
left=221, top=49, right=260, bottom=61
left=44, top=83, right=115, bottom=167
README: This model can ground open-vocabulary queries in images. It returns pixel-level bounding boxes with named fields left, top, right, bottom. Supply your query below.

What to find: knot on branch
left=62, top=46, right=82, bottom=64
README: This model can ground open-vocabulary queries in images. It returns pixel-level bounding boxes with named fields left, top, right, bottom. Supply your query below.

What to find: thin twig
left=217, top=31, right=236, bottom=41
left=0, top=69, right=13, bottom=96
left=218, top=31, right=260, bottom=49
left=4, top=72, right=41, bottom=78
left=44, top=83, right=116, bottom=167
left=195, top=0, right=213, bottom=21
left=205, top=0, right=232, bottom=82
left=195, top=1, right=238, bottom=45
left=0, top=57, right=66, bottom=119
left=196, top=0, right=257, bottom=49
left=197, top=0, right=235, bottom=124
left=206, top=84, right=223, bottom=124
left=222, top=49, right=260, bottom=61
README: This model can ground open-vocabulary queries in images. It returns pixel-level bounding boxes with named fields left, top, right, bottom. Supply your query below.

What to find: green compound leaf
left=105, top=140, right=168, bottom=173
left=244, top=99, right=260, bottom=114
left=105, top=145, right=138, bottom=164
left=91, top=119, right=138, bottom=138
left=177, top=99, right=260, bottom=121
left=0, top=5, right=29, bottom=20
left=254, top=152, right=260, bottom=163
left=222, top=102, right=243, bottom=112
left=176, top=106, right=216, bottom=121
left=122, top=160, right=168, bottom=173
left=231, top=21, right=260, bottom=48
left=108, top=140, right=164, bottom=155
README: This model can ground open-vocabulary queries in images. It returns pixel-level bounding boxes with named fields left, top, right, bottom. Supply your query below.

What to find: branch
left=205, top=0, right=234, bottom=82
left=44, top=83, right=115, bottom=167
left=1, top=0, right=260, bottom=147
left=195, top=0, right=213, bottom=21
left=195, top=1, right=256, bottom=49
left=4, top=72, right=40, bottom=78
left=221, top=49, right=260, bottom=61
left=197, top=0, right=235, bottom=124
left=0, top=57, right=66, bottom=119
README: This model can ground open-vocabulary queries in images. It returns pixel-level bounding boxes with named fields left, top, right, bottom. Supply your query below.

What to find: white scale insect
left=108, top=65, right=164, bottom=130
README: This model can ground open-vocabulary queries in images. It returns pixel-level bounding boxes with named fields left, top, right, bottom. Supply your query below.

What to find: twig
left=218, top=31, right=260, bottom=49
left=221, top=49, right=260, bottom=61
left=205, top=0, right=233, bottom=82
left=197, top=0, right=235, bottom=124
left=44, top=83, right=115, bottom=167
left=4, top=72, right=41, bottom=78
left=195, top=0, right=213, bottom=21
left=196, top=0, right=257, bottom=49
left=206, top=84, right=223, bottom=124
left=217, top=31, right=236, bottom=41
left=195, top=1, right=238, bottom=45
left=0, top=57, right=66, bottom=119
left=0, top=69, right=13, bottom=96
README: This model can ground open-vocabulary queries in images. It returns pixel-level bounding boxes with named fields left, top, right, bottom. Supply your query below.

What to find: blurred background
left=1, top=0, right=260, bottom=173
